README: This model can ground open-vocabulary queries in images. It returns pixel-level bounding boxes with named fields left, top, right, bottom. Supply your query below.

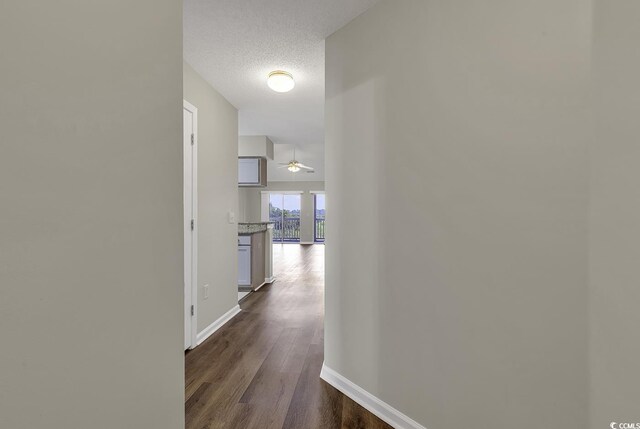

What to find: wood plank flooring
left=185, top=244, right=392, bottom=429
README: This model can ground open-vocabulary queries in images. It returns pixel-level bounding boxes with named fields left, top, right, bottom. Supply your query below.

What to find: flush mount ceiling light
left=267, top=70, right=295, bottom=93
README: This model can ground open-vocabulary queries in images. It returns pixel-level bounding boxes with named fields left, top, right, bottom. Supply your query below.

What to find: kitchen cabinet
left=238, top=236, right=251, bottom=286
left=237, top=231, right=268, bottom=291
left=238, top=157, right=267, bottom=187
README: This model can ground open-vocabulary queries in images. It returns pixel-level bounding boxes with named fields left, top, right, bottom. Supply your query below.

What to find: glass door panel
left=314, top=194, right=325, bottom=242
left=270, top=193, right=301, bottom=243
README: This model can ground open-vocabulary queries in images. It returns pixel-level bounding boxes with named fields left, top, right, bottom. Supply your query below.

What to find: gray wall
left=183, top=62, right=239, bottom=332
left=239, top=181, right=325, bottom=243
left=590, top=1, right=640, bottom=427
left=325, top=1, right=591, bottom=427
left=0, top=2, right=184, bottom=428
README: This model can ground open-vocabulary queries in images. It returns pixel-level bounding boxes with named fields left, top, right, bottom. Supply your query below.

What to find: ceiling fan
left=278, top=147, right=314, bottom=173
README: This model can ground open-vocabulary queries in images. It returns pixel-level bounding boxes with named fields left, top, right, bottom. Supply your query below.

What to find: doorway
left=183, top=100, right=198, bottom=350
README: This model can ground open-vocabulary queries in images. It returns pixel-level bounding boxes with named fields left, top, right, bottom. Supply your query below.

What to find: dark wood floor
left=185, top=244, right=392, bottom=429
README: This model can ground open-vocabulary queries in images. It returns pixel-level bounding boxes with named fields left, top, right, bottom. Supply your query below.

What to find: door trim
left=184, top=99, right=198, bottom=350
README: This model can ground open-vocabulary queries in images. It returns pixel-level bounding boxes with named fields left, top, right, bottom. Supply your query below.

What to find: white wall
left=590, top=2, right=640, bottom=427
left=183, top=62, right=239, bottom=333
left=0, top=2, right=184, bottom=428
left=325, top=1, right=591, bottom=427
left=239, top=181, right=324, bottom=244
left=239, top=135, right=274, bottom=159
left=238, top=187, right=253, bottom=224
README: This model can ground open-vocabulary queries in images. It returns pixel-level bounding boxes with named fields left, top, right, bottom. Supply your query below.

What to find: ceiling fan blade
left=277, top=165, right=290, bottom=169
left=297, top=164, right=314, bottom=170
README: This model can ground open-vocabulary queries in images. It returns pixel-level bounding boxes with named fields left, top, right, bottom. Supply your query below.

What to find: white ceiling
left=184, top=0, right=379, bottom=181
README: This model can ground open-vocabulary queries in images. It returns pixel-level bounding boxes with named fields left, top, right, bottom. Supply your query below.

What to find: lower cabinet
left=238, top=237, right=251, bottom=286
left=238, top=232, right=265, bottom=290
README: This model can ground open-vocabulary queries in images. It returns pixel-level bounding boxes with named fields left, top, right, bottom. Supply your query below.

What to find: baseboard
left=320, top=364, right=427, bottom=429
left=238, top=291, right=252, bottom=304
left=300, top=241, right=315, bottom=245
left=254, top=281, right=267, bottom=291
left=196, top=305, right=241, bottom=346
left=265, top=276, right=276, bottom=284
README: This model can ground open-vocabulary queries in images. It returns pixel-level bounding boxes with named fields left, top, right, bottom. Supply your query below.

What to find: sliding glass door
left=314, top=194, right=325, bottom=242
left=269, top=193, right=301, bottom=243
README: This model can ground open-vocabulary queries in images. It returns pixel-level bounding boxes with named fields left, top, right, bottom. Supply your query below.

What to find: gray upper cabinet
left=238, top=157, right=267, bottom=187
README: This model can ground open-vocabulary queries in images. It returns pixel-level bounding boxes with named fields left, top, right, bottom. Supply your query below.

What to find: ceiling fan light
left=268, top=71, right=295, bottom=93
left=288, top=165, right=301, bottom=172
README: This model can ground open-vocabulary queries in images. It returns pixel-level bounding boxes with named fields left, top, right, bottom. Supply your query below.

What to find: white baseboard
left=196, top=305, right=241, bottom=346
left=265, top=276, right=276, bottom=284
left=300, top=241, right=315, bottom=245
left=320, top=364, right=427, bottom=429
left=254, top=281, right=267, bottom=291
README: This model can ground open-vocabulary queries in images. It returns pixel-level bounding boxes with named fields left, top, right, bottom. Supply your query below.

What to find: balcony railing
left=271, top=218, right=301, bottom=242
left=315, top=218, right=325, bottom=242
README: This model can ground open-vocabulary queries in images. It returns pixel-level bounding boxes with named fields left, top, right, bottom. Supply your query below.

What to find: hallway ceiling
left=184, top=0, right=379, bottom=181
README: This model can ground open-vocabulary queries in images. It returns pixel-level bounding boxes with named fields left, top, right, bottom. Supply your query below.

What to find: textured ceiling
left=184, top=0, right=379, bottom=181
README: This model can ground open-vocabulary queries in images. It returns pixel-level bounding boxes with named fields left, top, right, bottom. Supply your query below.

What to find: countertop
left=238, top=222, right=273, bottom=235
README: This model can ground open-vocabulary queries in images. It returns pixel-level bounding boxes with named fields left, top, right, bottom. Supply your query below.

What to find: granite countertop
left=238, top=222, right=274, bottom=235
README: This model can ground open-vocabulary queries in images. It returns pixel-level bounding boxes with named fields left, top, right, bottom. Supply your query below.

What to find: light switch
left=228, top=211, right=236, bottom=224
left=203, top=284, right=209, bottom=299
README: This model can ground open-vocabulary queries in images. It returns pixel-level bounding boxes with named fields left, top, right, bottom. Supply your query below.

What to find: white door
left=184, top=101, right=198, bottom=350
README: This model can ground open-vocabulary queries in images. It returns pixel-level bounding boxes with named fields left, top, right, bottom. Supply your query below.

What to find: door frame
left=184, top=100, right=198, bottom=350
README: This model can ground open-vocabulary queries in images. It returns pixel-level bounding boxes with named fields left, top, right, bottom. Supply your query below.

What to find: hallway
left=185, top=245, right=392, bottom=429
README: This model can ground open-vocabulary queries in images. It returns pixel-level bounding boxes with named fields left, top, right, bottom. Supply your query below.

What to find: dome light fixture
left=267, top=70, right=295, bottom=93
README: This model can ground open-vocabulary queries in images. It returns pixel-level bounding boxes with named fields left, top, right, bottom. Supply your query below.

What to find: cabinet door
left=238, top=158, right=260, bottom=184
left=238, top=247, right=252, bottom=286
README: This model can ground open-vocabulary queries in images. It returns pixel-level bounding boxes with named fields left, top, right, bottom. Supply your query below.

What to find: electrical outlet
left=228, top=211, right=236, bottom=224
left=203, top=284, right=209, bottom=299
